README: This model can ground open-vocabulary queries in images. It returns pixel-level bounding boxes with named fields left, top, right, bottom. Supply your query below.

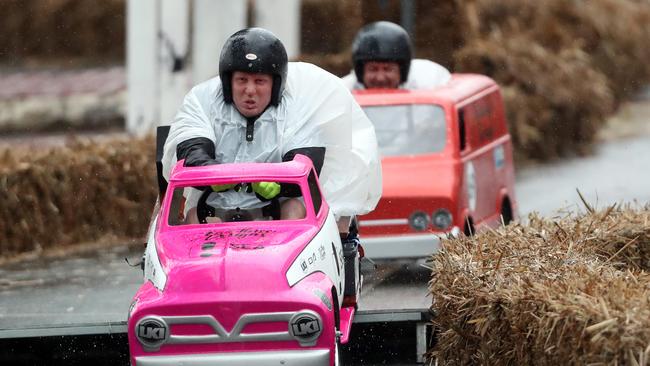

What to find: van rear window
left=363, top=104, right=446, bottom=156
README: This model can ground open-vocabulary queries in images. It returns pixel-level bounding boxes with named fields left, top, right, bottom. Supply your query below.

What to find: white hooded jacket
left=162, top=62, right=382, bottom=218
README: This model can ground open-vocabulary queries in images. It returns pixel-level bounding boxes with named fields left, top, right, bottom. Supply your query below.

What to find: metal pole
left=127, top=0, right=159, bottom=135
left=192, top=0, right=246, bottom=84
left=400, top=0, right=416, bottom=45
left=416, top=321, right=428, bottom=363
left=158, top=0, right=190, bottom=128
left=254, top=0, right=301, bottom=59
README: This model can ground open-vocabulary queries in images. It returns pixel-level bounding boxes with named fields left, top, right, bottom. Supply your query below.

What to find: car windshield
left=167, top=182, right=305, bottom=225
left=166, top=169, right=324, bottom=226
left=362, top=104, right=447, bottom=156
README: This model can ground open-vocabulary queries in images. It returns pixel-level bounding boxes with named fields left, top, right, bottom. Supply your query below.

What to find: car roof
left=353, top=73, right=497, bottom=106
left=168, top=156, right=313, bottom=185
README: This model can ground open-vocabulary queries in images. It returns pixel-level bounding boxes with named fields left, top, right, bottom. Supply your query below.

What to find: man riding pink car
left=128, top=28, right=381, bottom=366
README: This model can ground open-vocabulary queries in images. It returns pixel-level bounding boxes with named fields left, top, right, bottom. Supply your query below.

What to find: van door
left=459, top=90, right=506, bottom=228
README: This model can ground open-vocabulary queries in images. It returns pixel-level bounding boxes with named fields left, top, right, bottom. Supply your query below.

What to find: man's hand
left=252, top=182, right=281, bottom=200
left=210, top=183, right=236, bottom=192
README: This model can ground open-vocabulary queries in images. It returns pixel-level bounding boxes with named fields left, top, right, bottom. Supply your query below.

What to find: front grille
left=135, top=310, right=322, bottom=351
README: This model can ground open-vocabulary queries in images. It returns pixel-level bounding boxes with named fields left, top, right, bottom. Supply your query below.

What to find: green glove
left=210, top=183, right=236, bottom=192
left=252, top=182, right=281, bottom=200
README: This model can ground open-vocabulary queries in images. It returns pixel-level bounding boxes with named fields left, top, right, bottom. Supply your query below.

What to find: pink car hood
left=155, top=223, right=319, bottom=296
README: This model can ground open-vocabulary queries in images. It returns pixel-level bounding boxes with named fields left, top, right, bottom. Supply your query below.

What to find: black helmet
left=219, top=28, right=288, bottom=106
left=352, top=21, right=413, bottom=84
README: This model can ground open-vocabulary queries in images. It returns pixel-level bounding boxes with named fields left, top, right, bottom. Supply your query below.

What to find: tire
left=463, top=217, right=475, bottom=236
left=501, top=198, right=513, bottom=226
left=331, top=288, right=341, bottom=366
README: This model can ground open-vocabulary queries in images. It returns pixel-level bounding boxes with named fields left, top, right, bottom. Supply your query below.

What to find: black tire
left=331, top=287, right=341, bottom=366
left=463, top=217, right=475, bottom=236
left=501, top=197, right=513, bottom=226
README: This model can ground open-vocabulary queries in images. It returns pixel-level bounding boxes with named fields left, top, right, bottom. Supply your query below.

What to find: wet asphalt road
left=515, top=134, right=650, bottom=218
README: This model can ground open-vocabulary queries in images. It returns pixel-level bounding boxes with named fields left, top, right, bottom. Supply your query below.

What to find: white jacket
left=162, top=62, right=382, bottom=217
left=341, top=59, right=451, bottom=90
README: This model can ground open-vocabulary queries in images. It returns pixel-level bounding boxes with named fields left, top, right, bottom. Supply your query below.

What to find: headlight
left=408, top=211, right=430, bottom=231
left=431, top=209, right=453, bottom=230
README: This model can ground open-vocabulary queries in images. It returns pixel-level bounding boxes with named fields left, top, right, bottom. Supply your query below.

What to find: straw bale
left=428, top=206, right=650, bottom=365
left=0, top=136, right=156, bottom=258
left=462, top=0, right=650, bottom=104
left=451, top=0, right=650, bottom=161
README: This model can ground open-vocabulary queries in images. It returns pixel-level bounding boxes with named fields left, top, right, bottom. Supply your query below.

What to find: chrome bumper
left=136, top=349, right=330, bottom=366
left=361, top=232, right=451, bottom=259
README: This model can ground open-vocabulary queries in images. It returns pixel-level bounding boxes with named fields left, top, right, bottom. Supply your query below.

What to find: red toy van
left=353, top=74, right=517, bottom=259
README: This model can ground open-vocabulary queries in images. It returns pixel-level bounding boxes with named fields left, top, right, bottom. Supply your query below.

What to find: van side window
left=459, top=108, right=467, bottom=151
left=462, top=92, right=507, bottom=150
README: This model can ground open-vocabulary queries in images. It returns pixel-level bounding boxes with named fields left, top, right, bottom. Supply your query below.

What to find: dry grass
left=428, top=206, right=650, bottom=365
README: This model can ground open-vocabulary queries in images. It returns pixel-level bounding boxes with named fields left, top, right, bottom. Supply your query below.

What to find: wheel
left=463, top=217, right=475, bottom=236
left=500, top=197, right=513, bottom=225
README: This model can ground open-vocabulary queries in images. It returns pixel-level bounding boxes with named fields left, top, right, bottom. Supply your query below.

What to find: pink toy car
left=127, top=153, right=358, bottom=366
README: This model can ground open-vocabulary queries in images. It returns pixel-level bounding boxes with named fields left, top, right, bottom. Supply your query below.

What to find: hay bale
left=0, top=136, right=156, bottom=258
left=428, top=206, right=650, bottom=365
left=461, top=0, right=650, bottom=104
left=451, top=0, right=650, bottom=161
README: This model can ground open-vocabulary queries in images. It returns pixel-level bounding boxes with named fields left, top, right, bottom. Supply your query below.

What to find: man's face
left=362, top=61, right=401, bottom=89
left=231, top=71, right=273, bottom=117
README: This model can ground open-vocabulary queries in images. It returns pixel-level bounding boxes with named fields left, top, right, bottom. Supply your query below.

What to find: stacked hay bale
left=0, top=136, right=156, bottom=257
left=455, top=0, right=650, bottom=104
left=428, top=206, right=650, bottom=365
left=452, top=0, right=650, bottom=161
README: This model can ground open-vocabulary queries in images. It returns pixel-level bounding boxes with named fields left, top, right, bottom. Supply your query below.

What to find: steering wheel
left=196, top=188, right=215, bottom=224
left=196, top=187, right=255, bottom=223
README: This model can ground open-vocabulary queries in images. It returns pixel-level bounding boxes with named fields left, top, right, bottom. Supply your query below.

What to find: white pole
left=127, top=0, right=159, bottom=135
left=192, top=0, right=247, bottom=85
left=158, top=0, right=190, bottom=127
left=254, top=0, right=301, bottom=59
